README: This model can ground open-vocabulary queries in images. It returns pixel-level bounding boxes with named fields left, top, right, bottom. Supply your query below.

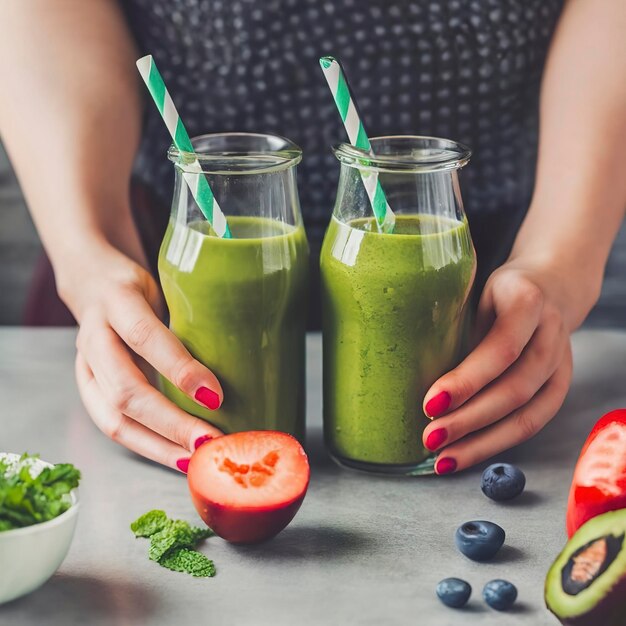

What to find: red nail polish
left=425, top=391, right=451, bottom=418
left=435, top=457, right=457, bottom=475
left=194, top=434, right=213, bottom=450
left=425, top=428, right=448, bottom=452
left=195, top=386, right=220, bottom=410
left=176, top=457, right=190, bottom=473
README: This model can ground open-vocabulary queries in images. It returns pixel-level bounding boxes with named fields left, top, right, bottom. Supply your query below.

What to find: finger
left=422, top=315, right=568, bottom=451
left=78, top=324, right=223, bottom=450
left=433, top=344, right=573, bottom=474
left=75, top=353, right=191, bottom=471
left=471, top=282, right=496, bottom=347
left=133, top=353, right=158, bottom=387
left=423, top=281, right=544, bottom=417
left=105, top=288, right=223, bottom=410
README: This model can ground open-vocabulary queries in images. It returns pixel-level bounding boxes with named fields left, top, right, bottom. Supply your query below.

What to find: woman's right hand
left=63, top=244, right=224, bottom=472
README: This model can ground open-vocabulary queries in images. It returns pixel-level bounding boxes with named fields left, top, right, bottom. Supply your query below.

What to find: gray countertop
left=2, top=328, right=626, bottom=626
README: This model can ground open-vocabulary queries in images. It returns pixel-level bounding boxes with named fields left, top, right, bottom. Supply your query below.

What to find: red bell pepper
left=566, top=409, right=626, bottom=537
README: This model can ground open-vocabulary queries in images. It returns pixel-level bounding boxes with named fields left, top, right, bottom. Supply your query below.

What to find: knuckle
left=541, top=303, right=562, bottom=328
left=499, top=337, right=523, bottom=365
left=111, top=268, right=145, bottom=294
left=109, top=381, right=139, bottom=414
left=541, top=309, right=567, bottom=342
left=101, top=415, right=127, bottom=443
left=172, top=358, right=198, bottom=393
left=125, top=317, right=155, bottom=351
left=534, top=326, right=567, bottom=368
left=483, top=272, right=498, bottom=292
left=552, top=374, right=571, bottom=402
left=164, top=418, right=194, bottom=447
left=514, top=410, right=539, bottom=441
left=531, top=337, right=552, bottom=364
left=517, top=280, right=544, bottom=311
left=509, top=383, right=535, bottom=408
left=450, top=373, right=475, bottom=401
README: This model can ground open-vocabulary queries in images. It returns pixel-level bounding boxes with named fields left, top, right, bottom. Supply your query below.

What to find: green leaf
left=130, top=510, right=169, bottom=538
left=149, top=519, right=200, bottom=562
left=131, top=510, right=216, bottom=577
left=0, top=454, right=80, bottom=531
left=190, top=525, right=215, bottom=542
left=159, top=548, right=216, bottom=577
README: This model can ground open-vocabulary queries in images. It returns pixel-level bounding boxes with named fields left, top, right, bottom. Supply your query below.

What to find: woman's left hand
left=422, top=262, right=574, bottom=475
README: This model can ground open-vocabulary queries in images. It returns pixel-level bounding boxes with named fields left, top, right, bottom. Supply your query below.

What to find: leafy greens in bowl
left=0, top=453, right=81, bottom=604
left=0, top=453, right=81, bottom=531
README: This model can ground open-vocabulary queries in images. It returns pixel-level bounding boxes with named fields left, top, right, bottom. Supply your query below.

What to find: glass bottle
left=159, top=133, right=309, bottom=441
left=321, top=136, right=476, bottom=474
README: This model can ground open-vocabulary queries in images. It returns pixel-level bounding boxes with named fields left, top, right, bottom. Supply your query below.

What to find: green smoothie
left=159, top=216, right=308, bottom=441
left=321, top=214, right=476, bottom=468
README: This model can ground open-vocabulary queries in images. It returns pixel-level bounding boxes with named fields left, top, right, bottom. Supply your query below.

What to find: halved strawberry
left=187, top=431, right=310, bottom=544
left=567, top=410, right=626, bottom=537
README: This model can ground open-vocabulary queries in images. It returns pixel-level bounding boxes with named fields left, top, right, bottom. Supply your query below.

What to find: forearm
left=0, top=0, right=144, bottom=313
left=510, top=0, right=626, bottom=329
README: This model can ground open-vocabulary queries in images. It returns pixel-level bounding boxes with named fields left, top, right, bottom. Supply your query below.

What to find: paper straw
left=319, top=56, right=395, bottom=233
left=136, top=55, right=232, bottom=239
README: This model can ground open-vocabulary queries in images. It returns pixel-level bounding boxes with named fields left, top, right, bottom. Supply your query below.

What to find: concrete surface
left=2, top=329, right=626, bottom=624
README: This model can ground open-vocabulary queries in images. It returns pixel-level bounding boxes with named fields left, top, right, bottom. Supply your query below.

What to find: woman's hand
left=420, top=0, right=626, bottom=475
left=422, top=262, right=575, bottom=475
left=65, top=245, right=224, bottom=472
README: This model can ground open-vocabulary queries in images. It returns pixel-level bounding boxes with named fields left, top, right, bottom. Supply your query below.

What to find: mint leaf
left=130, top=510, right=169, bottom=538
left=131, top=510, right=216, bottom=577
left=149, top=519, right=201, bottom=562
left=159, top=548, right=216, bottom=577
left=190, top=525, right=215, bottom=542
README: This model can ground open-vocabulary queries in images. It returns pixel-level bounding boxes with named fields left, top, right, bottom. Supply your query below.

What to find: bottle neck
left=333, top=165, right=466, bottom=226
left=171, top=165, right=303, bottom=230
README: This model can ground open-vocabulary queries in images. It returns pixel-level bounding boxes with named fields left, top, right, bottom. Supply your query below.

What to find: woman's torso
left=123, top=0, right=563, bottom=325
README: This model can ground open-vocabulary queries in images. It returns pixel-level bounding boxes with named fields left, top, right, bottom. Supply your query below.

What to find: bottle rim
left=168, top=132, right=302, bottom=175
left=333, top=135, right=472, bottom=174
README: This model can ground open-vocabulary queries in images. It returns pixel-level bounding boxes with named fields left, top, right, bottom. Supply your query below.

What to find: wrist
left=53, top=235, right=120, bottom=318
left=54, top=235, right=149, bottom=324
left=504, top=249, right=601, bottom=331
left=48, top=197, right=150, bottom=315
left=506, top=192, right=613, bottom=330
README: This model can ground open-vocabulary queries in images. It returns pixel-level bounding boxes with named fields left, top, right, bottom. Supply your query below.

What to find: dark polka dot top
left=123, top=0, right=563, bottom=287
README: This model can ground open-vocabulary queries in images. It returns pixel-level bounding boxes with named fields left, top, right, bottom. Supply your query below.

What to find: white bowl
left=0, top=453, right=79, bottom=605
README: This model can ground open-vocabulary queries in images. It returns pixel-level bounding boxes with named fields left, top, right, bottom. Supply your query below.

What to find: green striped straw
left=319, top=56, right=395, bottom=233
left=136, top=55, right=232, bottom=239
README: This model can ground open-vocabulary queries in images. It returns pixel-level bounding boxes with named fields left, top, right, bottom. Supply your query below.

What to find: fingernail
left=194, top=434, right=213, bottom=450
left=425, top=428, right=448, bottom=451
left=195, top=386, right=220, bottom=410
left=425, top=391, right=451, bottom=418
left=435, top=457, right=457, bottom=475
left=176, top=457, right=190, bottom=474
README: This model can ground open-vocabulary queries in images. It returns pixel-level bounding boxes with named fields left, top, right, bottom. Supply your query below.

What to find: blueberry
left=481, top=463, right=526, bottom=501
left=483, top=579, right=517, bottom=611
left=436, top=578, right=472, bottom=608
left=455, top=520, right=505, bottom=561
